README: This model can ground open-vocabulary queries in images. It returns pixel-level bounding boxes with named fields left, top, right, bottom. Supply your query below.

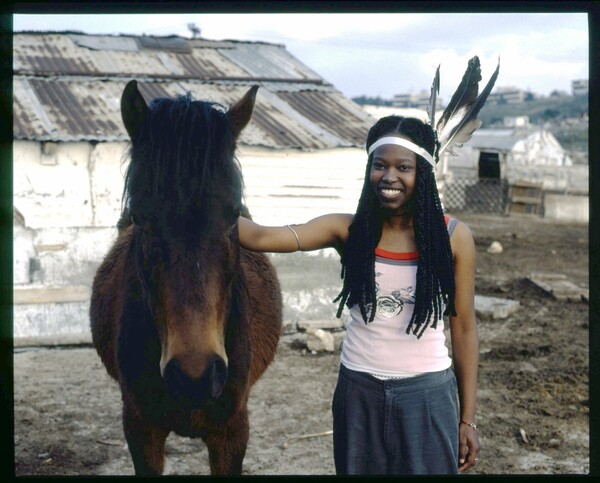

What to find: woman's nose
left=382, top=168, right=398, bottom=182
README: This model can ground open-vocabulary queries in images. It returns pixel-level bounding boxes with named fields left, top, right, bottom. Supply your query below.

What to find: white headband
left=367, top=136, right=435, bottom=166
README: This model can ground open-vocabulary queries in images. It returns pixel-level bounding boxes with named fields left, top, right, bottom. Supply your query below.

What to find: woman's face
left=369, top=136, right=417, bottom=215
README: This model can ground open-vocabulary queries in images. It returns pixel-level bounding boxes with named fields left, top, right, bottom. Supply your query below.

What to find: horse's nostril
left=209, top=356, right=228, bottom=399
left=163, top=356, right=228, bottom=408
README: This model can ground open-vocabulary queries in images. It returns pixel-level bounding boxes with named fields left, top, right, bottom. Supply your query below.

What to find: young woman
left=238, top=115, right=480, bottom=475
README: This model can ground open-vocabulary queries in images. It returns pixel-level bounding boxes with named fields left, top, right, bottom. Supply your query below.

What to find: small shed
left=443, top=125, right=587, bottom=218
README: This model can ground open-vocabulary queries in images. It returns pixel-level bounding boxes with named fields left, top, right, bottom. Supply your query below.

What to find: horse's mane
left=122, top=93, right=244, bottom=239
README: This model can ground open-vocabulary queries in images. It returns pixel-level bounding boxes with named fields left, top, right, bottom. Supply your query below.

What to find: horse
left=90, top=80, right=282, bottom=475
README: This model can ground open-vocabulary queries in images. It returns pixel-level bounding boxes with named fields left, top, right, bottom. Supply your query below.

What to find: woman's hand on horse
left=237, top=213, right=353, bottom=253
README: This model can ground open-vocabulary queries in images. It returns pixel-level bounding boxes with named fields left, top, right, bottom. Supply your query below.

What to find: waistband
left=339, top=363, right=455, bottom=393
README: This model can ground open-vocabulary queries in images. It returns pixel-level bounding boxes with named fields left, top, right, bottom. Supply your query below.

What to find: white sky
left=12, top=12, right=589, bottom=102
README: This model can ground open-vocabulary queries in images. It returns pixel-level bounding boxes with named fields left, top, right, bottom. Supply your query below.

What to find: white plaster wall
left=13, top=302, right=91, bottom=338
left=13, top=140, right=371, bottom=340
left=505, top=163, right=588, bottom=193
left=13, top=220, right=37, bottom=285
left=14, top=140, right=94, bottom=228
left=238, top=146, right=367, bottom=226
left=543, top=194, right=589, bottom=223
left=89, top=141, right=130, bottom=227
left=32, top=227, right=118, bottom=286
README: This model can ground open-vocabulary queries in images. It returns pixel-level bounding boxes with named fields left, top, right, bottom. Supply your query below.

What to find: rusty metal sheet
left=218, top=42, right=322, bottom=81
left=13, top=32, right=373, bottom=149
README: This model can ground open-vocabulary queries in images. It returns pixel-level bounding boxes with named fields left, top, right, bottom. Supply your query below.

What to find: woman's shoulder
left=445, top=216, right=475, bottom=253
left=444, top=215, right=470, bottom=231
left=443, top=215, right=457, bottom=237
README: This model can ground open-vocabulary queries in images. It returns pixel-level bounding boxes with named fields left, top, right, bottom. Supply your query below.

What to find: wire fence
left=443, top=178, right=510, bottom=215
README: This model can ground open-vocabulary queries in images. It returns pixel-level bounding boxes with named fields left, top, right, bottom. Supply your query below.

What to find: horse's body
left=90, top=81, right=282, bottom=475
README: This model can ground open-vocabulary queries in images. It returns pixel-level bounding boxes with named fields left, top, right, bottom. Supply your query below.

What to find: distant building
left=487, top=87, right=528, bottom=105
left=503, top=116, right=530, bottom=128
left=572, top=79, right=588, bottom=96
left=392, top=90, right=442, bottom=110
left=442, top=126, right=588, bottom=221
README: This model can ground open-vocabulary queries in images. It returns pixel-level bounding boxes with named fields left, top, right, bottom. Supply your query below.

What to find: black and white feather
left=427, top=64, right=440, bottom=129
left=431, top=56, right=500, bottom=161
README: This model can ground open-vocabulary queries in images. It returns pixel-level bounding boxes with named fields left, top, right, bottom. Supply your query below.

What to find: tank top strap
left=444, top=214, right=458, bottom=237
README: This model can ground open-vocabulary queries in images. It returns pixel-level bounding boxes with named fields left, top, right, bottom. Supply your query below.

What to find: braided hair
left=334, top=116, right=456, bottom=339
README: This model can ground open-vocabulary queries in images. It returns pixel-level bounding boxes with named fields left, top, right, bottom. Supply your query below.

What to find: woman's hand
left=458, top=420, right=480, bottom=472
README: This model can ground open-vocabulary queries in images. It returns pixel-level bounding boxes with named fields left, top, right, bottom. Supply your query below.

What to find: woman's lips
left=378, top=187, right=403, bottom=200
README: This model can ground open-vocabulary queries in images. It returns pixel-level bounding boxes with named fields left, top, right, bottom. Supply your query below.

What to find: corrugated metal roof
left=218, top=42, right=323, bottom=81
left=13, top=32, right=375, bottom=149
left=13, top=32, right=326, bottom=82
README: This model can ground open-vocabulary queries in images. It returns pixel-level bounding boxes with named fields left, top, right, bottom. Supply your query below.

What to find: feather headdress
left=430, top=56, right=500, bottom=162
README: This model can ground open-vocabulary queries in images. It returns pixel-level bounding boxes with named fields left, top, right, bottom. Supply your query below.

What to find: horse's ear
left=121, top=80, right=149, bottom=140
left=227, top=85, right=259, bottom=139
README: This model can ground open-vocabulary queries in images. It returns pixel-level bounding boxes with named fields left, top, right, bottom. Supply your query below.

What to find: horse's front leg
left=205, top=406, right=250, bottom=475
left=122, top=400, right=170, bottom=476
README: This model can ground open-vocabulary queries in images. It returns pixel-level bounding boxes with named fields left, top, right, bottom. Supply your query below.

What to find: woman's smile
left=378, top=186, right=405, bottom=200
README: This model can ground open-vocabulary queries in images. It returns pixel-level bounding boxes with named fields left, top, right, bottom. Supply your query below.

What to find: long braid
left=334, top=160, right=382, bottom=322
left=408, top=158, right=456, bottom=337
left=335, top=115, right=456, bottom=339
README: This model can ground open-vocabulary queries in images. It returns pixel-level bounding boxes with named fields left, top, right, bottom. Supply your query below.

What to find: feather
left=436, top=56, right=500, bottom=157
left=427, top=64, right=440, bottom=127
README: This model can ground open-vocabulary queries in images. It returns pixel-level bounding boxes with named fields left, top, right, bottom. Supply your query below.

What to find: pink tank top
left=340, top=217, right=457, bottom=376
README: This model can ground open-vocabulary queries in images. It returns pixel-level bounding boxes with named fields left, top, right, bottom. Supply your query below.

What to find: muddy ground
left=13, top=213, right=589, bottom=475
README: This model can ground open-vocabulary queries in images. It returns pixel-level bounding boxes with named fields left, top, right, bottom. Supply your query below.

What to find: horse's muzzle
left=163, top=355, right=228, bottom=409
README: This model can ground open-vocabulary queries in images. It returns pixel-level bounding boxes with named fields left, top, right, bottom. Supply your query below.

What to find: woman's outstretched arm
left=238, top=213, right=353, bottom=253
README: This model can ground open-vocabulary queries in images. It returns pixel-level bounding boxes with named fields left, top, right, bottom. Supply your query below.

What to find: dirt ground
left=12, top=213, right=589, bottom=476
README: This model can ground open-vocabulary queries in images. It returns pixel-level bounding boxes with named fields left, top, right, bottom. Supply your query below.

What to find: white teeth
left=381, top=189, right=402, bottom=196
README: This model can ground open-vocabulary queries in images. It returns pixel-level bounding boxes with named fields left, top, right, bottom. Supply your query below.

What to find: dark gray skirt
left=332, top=364, right=459, bottom=475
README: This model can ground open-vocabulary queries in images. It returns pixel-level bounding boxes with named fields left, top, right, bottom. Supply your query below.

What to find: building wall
left=571, top=79, right=588, bottom=96
left=12, top=139, right=368, bottom=340
left=509, top=130, right=573, bottom=167
left=238, top=146, right=366, bottom=227
left=544, top=194, right=589, bottom=223
left=445, top=129, right=586, bottom=193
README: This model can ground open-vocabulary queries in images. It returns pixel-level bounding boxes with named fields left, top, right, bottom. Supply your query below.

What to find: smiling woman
left=237, top=113, right=480, bottom=475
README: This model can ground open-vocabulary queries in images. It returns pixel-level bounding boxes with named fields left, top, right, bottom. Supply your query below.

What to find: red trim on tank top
left=375, top=215, right=451, bottom=260
left=374, top=248, right=419, bottom=260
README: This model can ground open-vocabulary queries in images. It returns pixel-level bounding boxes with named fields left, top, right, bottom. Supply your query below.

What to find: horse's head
left=120, top=81, right=258, bottom=409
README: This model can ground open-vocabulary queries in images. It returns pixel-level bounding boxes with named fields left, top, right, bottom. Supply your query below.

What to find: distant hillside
left=353, top=94, right=588, bottom=159
left=351, top=95, right=393, bottom=107
left=478, top=95, right=588, bottom=126
left=353, top=94, right=588, bottom=125
left=480, top=95, right=588, bottom=158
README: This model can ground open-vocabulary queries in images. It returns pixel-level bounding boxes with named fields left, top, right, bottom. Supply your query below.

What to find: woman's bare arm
left=238, top=213, right=353, bottom=253
left=448, top=220, right=480, bottom=473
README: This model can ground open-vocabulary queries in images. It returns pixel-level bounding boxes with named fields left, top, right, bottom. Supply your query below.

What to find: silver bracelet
left=460, top=420, right=477, bottom=431
left=286, top=224, right=301, bottom=251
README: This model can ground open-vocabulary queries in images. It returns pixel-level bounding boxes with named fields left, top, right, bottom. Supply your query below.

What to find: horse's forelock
left=124, top=94, right=243, bottom=235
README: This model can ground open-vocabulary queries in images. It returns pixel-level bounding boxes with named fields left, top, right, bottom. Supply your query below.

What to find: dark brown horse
left=90, top=80, right=282, bottom=475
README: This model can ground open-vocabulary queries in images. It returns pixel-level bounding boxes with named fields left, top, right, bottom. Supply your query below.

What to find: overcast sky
left=12, top=11, right=589, bottom=102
